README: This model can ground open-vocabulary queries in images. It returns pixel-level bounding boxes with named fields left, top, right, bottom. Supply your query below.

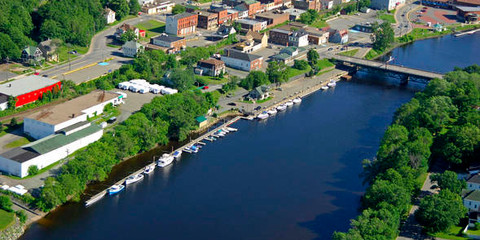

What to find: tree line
left=333, top=65, right=480, bottom=239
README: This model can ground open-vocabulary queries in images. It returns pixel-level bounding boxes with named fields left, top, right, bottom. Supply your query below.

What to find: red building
left=0, top=75, right=62, bottom=108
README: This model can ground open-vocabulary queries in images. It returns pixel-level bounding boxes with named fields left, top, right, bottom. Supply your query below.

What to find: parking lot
left=409, top=6, right=459, bottom=28
left=116, top=89, right=157, bottom=122
left=328, top=11, right=380, bottom=42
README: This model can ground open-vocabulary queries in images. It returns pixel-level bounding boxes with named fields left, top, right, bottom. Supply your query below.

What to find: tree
left=307, top=49, right=319, bottom=67
left=371, top=22, right=395, bottom=52
left=0, top=33, right=21, bottom=60
left=170, top=68, right=195, bottom=91
left=266, top=61, right=288, bottom=85
left=293, top=60, right=309, bottom=70
left=363, top=179, right=411, bottom=215
left=7, top=96, right=17, bottom=110
left=222, top=76, right=239, bottom=93
left=430, top=171, right=466, bottom=194
left=10, top=117, right=17, bottom=127
left=299, top=9, right=320, bottom=24
left=129, top=0, right=141, bottom=15
left=416, top=189, right=467, bottom=233
left=120, top=29, right=137, bottom=43
left=420, top=96, right=458, bottom=134
left=239, top=71, right=269, bottom=90
left=15, top=210, right=27, bottom=223
left=0, top=196, right=12, bottom=212
left=172, top=5, right=186, bottom=15
left=440, top=123, right=480, bottom=165
left=109, top=0, right=130, bottom=20
left=232, top=21, right=242, bottom=33
left=28, top=165, right=39, bottom=176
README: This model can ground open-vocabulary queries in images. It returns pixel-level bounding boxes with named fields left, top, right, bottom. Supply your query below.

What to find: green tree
left=420, top=96, right=458, bottom=133
left=109, top=0, right=130, bottom=20
left=120, top=29, right=137, bottom=43
left=299, top=9, right=319, bottom=24
left=222, top=76, right=239, bottom=93
left=170, top=68, right=195, bottom=91
left=0, top=33, right=21, bottom=60
left=232, top=21, right=242, bottom=33
left=293, top=60, right=309, bottom=70
left=307, top=49, right=319, bottom=67
left=430, top=171, right=466, bottom=194
left=15, top=210, right=27, bottom=223
left=172, top=5, right=186, bottom=15
left=440, top=123, right=480, bottom=165
left=129, top=0, right=141, bottom=15
left=371, top=22, right=395, bottom=52
left=239, top=71, right=269, bottom=90
left=28, top=165, right=39, bottom=176
left=363, top=179, right=411, bottom=215
left=416, top=189, right=467, bottom=233
left=9, top=117, right=17, bottom=127
left=266, top=61, right=288, bottom=85
left=0, top=196, right=12, bottom=212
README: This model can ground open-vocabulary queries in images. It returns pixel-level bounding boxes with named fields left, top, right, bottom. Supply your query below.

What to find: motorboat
left=285, top=101, right=294, bottom=107
left=108, top=185, right=125, bottom=195
left=327, top=80, right=337, bottom=87
left=143, top=165, right=155, bottom=174
left=226, top=127, right=238, bottom=132
left=125, top=174, right=144, bottom=185
left=321, top=86, right=329, bottom=90
left=221, top=128, right=230, bottom=133
left=172, top=150, right=182, bottom=160
left=293, top=97, right=302, bottom=104
left=267, top=108, right=277, bottom=115
left=157, top=153, right=174, bottom=167
left=257, top=111, right=269, bottom=120
left=276, top=104, right=287, bottom=111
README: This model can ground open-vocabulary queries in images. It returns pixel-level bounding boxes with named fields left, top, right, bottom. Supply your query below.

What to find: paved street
left=395, top=1, right=420, bottom=36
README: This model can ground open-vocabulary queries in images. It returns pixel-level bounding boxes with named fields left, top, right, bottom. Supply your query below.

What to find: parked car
left=203, top=86, right=209, bottom=90
left=227, top=102, right=236, bottom=106
left=107, top=117, right=117, bottom=124
left=328, top=48, right=333, bottom=51
left=34, top=72, right=40, bottom=75
left=254, top=106, right=261, bottom=111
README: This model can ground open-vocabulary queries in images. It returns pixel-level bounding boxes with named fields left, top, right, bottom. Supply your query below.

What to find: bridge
left=334, top=55, right=444, bottom=80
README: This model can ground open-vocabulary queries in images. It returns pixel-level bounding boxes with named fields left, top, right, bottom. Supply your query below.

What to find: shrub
left=15, top=210, right=27, bottom=224
left=28, top=165, right=39, bottom=176
left=0, top=196, right=12, bottom=212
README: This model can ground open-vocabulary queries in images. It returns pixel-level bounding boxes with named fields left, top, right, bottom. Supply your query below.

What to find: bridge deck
left=335, top=55, right=444, bottom=79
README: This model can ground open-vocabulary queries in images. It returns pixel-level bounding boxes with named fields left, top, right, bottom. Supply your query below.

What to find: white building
left=24, top=91, right=122, bottom=139
left=221, top=49, right=263, bottom=71
left=105, top=8, right=116, bottom=24
left=141, top=1, right=175, bottom=14
left=464, top=190, right=480, bottom=212
left=371, top=0, right=405, bottom=11
left=289, top=30, right=309, bottom=47
left=122, top=40, right=144, bottom=57
left=468, top=174, right=480, bottom=190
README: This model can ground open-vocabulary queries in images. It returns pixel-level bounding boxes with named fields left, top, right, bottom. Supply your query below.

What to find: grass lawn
left=0, top=209, right=15, bottom=231
left=467, top=227, right=480, bottom=236
left=430, top=226, right=469, bottom=240
left=195, top=75, right=229, bottom=85
left=378, top=13, right=396, bottom=24
left=338, top=49, right=359, bottom=57
left=4, top=137, right=31, bottom=149
left=416, top=172, right=429, bottom=188
left=310, top=20, right=329, bottom=29
left=316, top=68, right=334, bottom=76
left=316, top=59, right=334, bottom=70
left=57, top=45, right=88, bottom=63
left=197, top=0, right=212, bottom=3
left=365, top=49, right=381, bottom=60
left=242, top=96, right=273, bottom=104
left=135, top=20, right=165, bottom=37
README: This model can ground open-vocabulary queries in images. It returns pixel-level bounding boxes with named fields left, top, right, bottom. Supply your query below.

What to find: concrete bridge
left=334, top=55, right=444, bottom=80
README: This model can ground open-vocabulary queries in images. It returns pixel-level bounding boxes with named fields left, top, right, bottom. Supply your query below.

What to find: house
left=248, top=85, right=270, bottom=100
left=166, top=12, right=198, bottom=36
left=235, top=18, right=268, bottom=31
left=196, top=59, right=226, bottom=76
left=246, top=30, right=268, bottom=48
left=226, top=9, right=240, bottom=21
left=293, top=0, right=322, bottom=11
left=283, top=8, right=307, bottom=20
left=464, top=190, right=480, bottom=212
left=150, top=34, right=186, bottom=53
left=0, top=75, right=61, bottom=109
left=38, top=39, right=59, bottom=62
left=289, top=30, right=309, bottom=47
left=233, top=30, right=267, bottom=53
left=243, top=0, right=263, bottom=16
left=305, top=27, right=330, bottom=44
left=321, top=0, right=334, bottom=9
left=122, top=40, right=144, bottom=57
left=21, top=46, right=44, bottom=64
left=105, top=8, right=116, bottom=24
left=221, top=49, right=263, bottom=71
left=260, top=0, right=284, bottom=11
left=255, top=10, right=290, bottom=28
left=196, top=116, right=208, bottom=128
left=271, top=46, right=306, bottom=64
left=467, top=174, right=480, bottom=190
left=115, top=23, right=140, bottom=39
left=215, top=25, right=237, bottom=39
left=196, top=10, right=219, bottom=30
left=141, top=1, right=175, bottom=14
left=329, top=29, right=348, bottom=44
left=370, top=0, right=405, bottom=10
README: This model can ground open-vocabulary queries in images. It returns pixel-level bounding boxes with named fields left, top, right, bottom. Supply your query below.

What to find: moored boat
left=157, top=153, right=174, bottom=167
left=293, top=97, right=302, bottom=104
left=173, top=150, right=182, bottom=160
left=267, top=108, right=277, bottom=115
left=276, top=104, right=287, bottom=111
left=225, top=127, right=238, bottom=132
left=327, top=80, right=336, bottom=87
left=285, top=101, right=294, bottom=107
left=125, top=174, right=144, bottom=185
left=321, top=86, right=329, bottom=90
left=257, top=111, right=269, bottom=120
left=108, top=185, right=125, bottom=195
left=143, top=165, right=155, bottom=174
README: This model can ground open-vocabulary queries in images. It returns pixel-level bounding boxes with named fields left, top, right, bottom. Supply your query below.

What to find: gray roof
left=152, top=34, right=184, bottom=43
left=236, top=18, right=264, bottom=25
left=169, top=12, right=195, bottom=20
left=456, top=6, right=480, bottom=11
left=270, top=28, right=291, bottom=34
left=223, top=49, right=262, bottom=62
left=123, top=40, right=142, bottom=49
left=0, top=148, right=40, bottom=163
left=468, top=174, right=480, bottom=184
left=465, top=190, right=480, bottom=202
left=0, top=76, right=60, bottom=97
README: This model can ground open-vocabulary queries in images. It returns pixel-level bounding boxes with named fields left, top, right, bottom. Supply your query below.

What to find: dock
left=84, top=116, right=241, bottom=206
left=454, top=28, right=480, bottom=37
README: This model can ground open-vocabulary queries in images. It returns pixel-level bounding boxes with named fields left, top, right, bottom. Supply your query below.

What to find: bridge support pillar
left=400, top=75, right=410, bottom=85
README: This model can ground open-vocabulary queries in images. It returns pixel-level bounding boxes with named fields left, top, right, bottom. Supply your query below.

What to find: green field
left=316, top=59, right=334, bottom=70
left=430, top=225, right=469, bottom=240
left=57, top=45, right=88, bottom=63
left=287, top=65, right=311, bottom=79
left=310, top=20, right=329, bottom=29
left=135, top=20, right=166, bottom=37
left=365, top=48, right=381, bottom=60
left=0, top=209, right=15, bottom=231
left=378, top=13, right=396, bottom=24
left=338, top=49, right=359, bottom=57
left=195, top=75, right=229, bottom=85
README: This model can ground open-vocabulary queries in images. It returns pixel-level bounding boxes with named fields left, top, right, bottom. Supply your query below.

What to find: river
left=20, top=33, right=480, bottom=240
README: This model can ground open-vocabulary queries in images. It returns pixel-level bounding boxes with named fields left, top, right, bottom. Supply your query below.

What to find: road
left=395, top=1, right=420, bottom=37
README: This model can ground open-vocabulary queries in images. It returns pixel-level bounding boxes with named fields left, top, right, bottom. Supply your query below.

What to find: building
left=246, top=31, right=268, bottom=48
left=467, top=174, right=480, bottom=190
left=196, top=116, right=208, bottom=128
left=227, top=9, right=240, bottom=21
left=196, top=10, right=219, bottom=30
left=329, top=29, right=348, bottom=44
left=150, top=34, right=186, bottom=53
left=215, top=25, right=237, bottom=39
left=457, top=6, right=480, bottom=22
left=105, top=8, right=116, bottom=24
left=353, top=23, right=374, bottom=33
left=209, top=7, right=229, bottom=24
left=322, top=0, right=334, bottom=9
left=293, top=0, right=322, bottom=11
left=24, top=91, right=122, bottom=140
left=370, top=0, right=405, bottom=10
left=38, top=39, right=59, bottom=62
left=221, top=49, right=263, bottom=71
left=243, top=0, right=263, bottom=16
left=248, top=85, right=270, bottom=100
left=289, top=30, right=309, bottom=47
left=234, top=4, right=250, bottom=18
left=233, top=30, right=268, bottom=53
left=196, top=59, right=226, bottom=76
left=255, top=10, right=290, bottom=28
left=271, top=46, right=306, bottom=64
left=21, top=46, right=44, bottom=64
left=122, top=40, right=144, bottom=57
left=283, top=8, right=307, bottom=20
left=305, top=27, right=330, bottom=44
left=269, top=28, right=291, bottom=45
left=166, top=13, right=198, bottom=36
left=115, top=23, right=140, bottom=39
left=456, top=0, right=480, bottom=7
left=235, top=18, right=268, bottom=31
left=0, top=76, right=61, bottom=109
left=464, top=190, right=480, bottom=212
left=142, top=1, right=175, bottom=14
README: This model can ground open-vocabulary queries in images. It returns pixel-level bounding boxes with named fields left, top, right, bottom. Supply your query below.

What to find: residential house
left=289, top=30, right=309, bottom=47
left=243, top=0, right=263, bottom=16
left=196, top=59, right=226, bottom=76
left=329, top=29, right=348, bottom=44
left=467, top=174, right=480, bottom=190
left=293, top=0, right=322, bottom=11
left=142, top=1, right=175, bottom=14
left=247, top=30, right=268, bottom=48
left=271, top=46, right=306, bottom=64
left=150, top=34, right=186, bottom=53
left=105, top=8, right=116, bottom=24
left=255, top=10, right=289, bottom=28
left=38, top=39, right=59, bottom=62
left=234, top=30, right=268, bottom=53
left=221, top=49, right=263, bottom=71
left=115, top=23, right=140, bottom=40
left=235, top=18, right=267, bottom=31
left=283, top=8, right=307, bottom=20
left=464, top=190, right=480, bottom=212
left=248, top=85, right=270, bottom=100
left=215, top=25, right=237, bottom=39
left=21, top=46, right=44, bottom=64
left=305, top=27, right=330, bottom=44
left=259, top=0, right=285, bottom=10
left=166, top=13, right=198, bottom=36
left=371, top=0, right=405, bottom=10
left=196, top=10, right=219, bottom=30
left=122, top=40, right=144, bottom=57
left=321, top=0, right=334, bottom=9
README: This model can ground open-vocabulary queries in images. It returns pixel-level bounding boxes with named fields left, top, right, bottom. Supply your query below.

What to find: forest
left=333, top=65, right=480, bottom=239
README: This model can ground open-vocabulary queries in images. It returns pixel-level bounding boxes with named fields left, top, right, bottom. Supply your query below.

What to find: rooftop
left=223, top=49, right=263, bottom=61
left=25, top=91, right=120, bottom=125
left=169, top=12, right=196, bottom=20
left=236, top=18, right=265, bottom=25
left=0, top=75, right=60, bottom=97
left=198, top=59, right=225, bottom=67
left=468, top=174, right=480, bottom=184
left=255, top=11, right=289, bottom=19
left=456, top=0, right=480, bottom=6
left=465, top=190, right=480, bottom=202
left=456, top=5, right=480, bottom=11
left=152, top=34, right=184, bottom=43
left=270, top=28, right=291, bottom=34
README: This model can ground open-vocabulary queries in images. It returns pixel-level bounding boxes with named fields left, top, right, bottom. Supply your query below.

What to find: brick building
left=166, top=12, right=198, bottom=36
left=255, top=10, right=290, bottom=27
left=196, top=10, right=219, bottom=29
left=293, top=0, right=322, bottom=10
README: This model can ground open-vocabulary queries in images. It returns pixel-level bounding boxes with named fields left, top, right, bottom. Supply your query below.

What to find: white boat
left=108, top=185, right=125, bottom=195
left=257, top=111, right=269, bottom=120
left=293, top=97, right=302, bottom=104
left=285, top=101, right=294, bottom=107
left=157, top=153, right=174, bottom=167
left=125, top=174, right=144, bottom=185
left=226, top=127, right=238, bottom=132
left=221, top=128, right=230, bottom=133
left=321, top=86, right=329, bottom=90
left=173, top=150, right=182, bottom=160
left=143, top=165, right=155, bottom=174
left=267, top=108, right=277, bottom=115
left=327, top=80, right=336, bottom=87
left=276, top=104, right=287, bottom=111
